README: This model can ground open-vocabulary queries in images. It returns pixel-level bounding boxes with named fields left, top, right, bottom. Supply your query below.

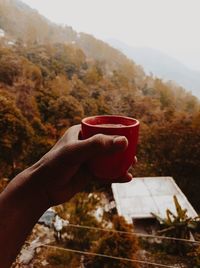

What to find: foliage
left=139, top=118, right=200, bottom=210
left=0, top=178, right=9, bottom=193
left=53, top=192, right=113, bottom=266
left=0, top=95, right=33, bottom=176
left=56, top=192, right=104, bottom=250
left=47, top=249, right=73, bottom=267
left=1, top=2, right=200, bottom=268
left=152, top=195, right=200, bottom=255
left=0, top=51, right=22, bottom=85
left=0, top=36, right=200, bottom=211
left=86, top=215, right=139, bottom=268
left=1, top=1, right=200, bottom=265
left=54, top=193, right=140, bottom=267
left=188, top=245, right=200, bottom=267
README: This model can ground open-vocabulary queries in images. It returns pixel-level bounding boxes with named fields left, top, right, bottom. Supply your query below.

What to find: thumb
left=65, top=133, right=128, bottom=164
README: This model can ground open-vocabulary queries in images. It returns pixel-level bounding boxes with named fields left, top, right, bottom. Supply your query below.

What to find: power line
left=65, top=223, right=200, bottom=245
left=42, top=244, right=176, bottom=268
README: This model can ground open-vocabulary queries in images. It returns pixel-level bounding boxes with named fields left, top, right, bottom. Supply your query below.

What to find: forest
left=1, top=0, right=200, bottom=267
left=0, top=38, right=200, bottom=210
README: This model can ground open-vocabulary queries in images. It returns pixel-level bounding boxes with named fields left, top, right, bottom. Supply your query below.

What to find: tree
left=15, top=81, right=40, bottom=121
left=0, top=95, right=33, bottom=177
left=0, top=50, right=22, bottom=85
left=154, top=78, right=175, bottom=110
left=83, top=64, right=103, bottom=85
left=54, top=192, right=105, bottom=266
left=138, top=116, right=200, bottom=210
left=35, top=85, right=60, bottom=123
left=152, top=196, right=200, bottom=255
left=51, top=95, right=84, bottom=131
left=82, top=98, right=98, bottom=117
left=86, top=216, right=140, bottom=268
left=53, top=43, right=86, bottom=78
left=25, top=118, right=55, bottom=165
left=70, top=74, right=90, bottom=101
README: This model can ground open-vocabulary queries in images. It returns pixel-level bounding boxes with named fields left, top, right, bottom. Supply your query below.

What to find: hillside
left=1, top=0, right=200, bottom=99
left=107, top=39, right=200, bottom=99
left=0, top=0, right=200, bottom=206
left=0, top=0, right=144, bottom=80
left=1, top=1, right=200, bottom=266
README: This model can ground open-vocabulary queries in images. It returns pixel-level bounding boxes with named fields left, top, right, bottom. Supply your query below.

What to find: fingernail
left=113, top=136, right=128, bottom=150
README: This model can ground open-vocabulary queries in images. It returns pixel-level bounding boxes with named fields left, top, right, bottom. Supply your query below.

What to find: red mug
left=81, top=115, right=139, bottom=180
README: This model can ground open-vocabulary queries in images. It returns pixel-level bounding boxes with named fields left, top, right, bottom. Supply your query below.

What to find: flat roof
left=112, top=177, right=198, bottom=223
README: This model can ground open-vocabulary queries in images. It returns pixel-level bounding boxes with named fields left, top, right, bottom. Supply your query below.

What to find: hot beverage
left=81, top=115, right=139, bottom=180
left=96, top=124, right=126, bottom=128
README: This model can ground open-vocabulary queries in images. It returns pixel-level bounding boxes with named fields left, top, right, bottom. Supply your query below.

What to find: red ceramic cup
left=81, top=115, right=139, bottom=179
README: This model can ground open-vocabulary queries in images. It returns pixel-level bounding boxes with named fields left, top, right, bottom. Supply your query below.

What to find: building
left=0, top=29, right=5, bottom=38
left=112, top=177, right=198, bottom=233
left=38, top=208, right=56, bottom=228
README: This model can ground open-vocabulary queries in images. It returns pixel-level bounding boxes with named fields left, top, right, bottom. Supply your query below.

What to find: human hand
left=0, top=124, right=137, bottom=267
left=31, top=124, right=135, bottom=207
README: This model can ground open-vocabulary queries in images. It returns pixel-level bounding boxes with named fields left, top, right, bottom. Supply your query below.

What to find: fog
left=22, top=0, right=200, bottom=71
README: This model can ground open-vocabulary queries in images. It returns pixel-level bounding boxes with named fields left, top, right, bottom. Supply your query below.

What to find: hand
left=31, top=124, right=134, bottom=207
left=0, top=124, right=136, bottom=268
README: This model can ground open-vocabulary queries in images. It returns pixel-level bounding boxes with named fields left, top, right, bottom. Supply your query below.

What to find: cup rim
left=82, top=115, right=139, bottom=129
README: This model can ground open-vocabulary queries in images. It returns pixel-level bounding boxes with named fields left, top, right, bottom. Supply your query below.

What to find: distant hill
left=0, top=0, right=141, bottom=79
left=1, top=0, right=200, bottom=213
left=107, top=39, right=200, bottom=99
left=0, top=0, right=199, bottom=101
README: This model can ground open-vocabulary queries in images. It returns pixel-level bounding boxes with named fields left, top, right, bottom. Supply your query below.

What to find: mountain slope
left=0, top=0, right=143, bottom=80
left=107, top=39, right=200, bottom=98
left=0, top=0, right=199, bottom=102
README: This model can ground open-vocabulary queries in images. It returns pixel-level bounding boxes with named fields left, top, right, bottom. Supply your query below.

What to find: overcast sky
left=21, top=0, right=200, bottom=71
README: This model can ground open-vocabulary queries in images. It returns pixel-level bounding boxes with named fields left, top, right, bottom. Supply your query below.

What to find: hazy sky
left=21, top=0, right=200, bottom=71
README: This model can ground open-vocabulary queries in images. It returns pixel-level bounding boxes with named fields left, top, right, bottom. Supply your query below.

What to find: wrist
left=0, top=163, right=50, bottom=268
left=4, top=163, right=50, bottom=214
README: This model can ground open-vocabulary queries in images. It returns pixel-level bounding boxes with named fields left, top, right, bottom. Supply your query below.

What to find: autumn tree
left=58, top=193, right=103, bottom=249
left=51, top=95, right=84, bottom=133
left=70, top=74, right=90, bottom=101
left=140, top=117, right=200, bottom=210
left=35, top=85, right=60, bottom=123
left=0, top=48, right=22, bottom=85
left=15, top=81, right=40, bottom=121
left=0, top=95, right=33, bottom=177
left=25, top=118, right=55, bottom=165
left=52, top=43, right=86, bottom=78
left=83, top=64, right=103, bottom=85
left=82, top=98, right=99, bottom=117
left=53, top=192, right=106, bottom=266
left=86, top=215, right=140, bottom=268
